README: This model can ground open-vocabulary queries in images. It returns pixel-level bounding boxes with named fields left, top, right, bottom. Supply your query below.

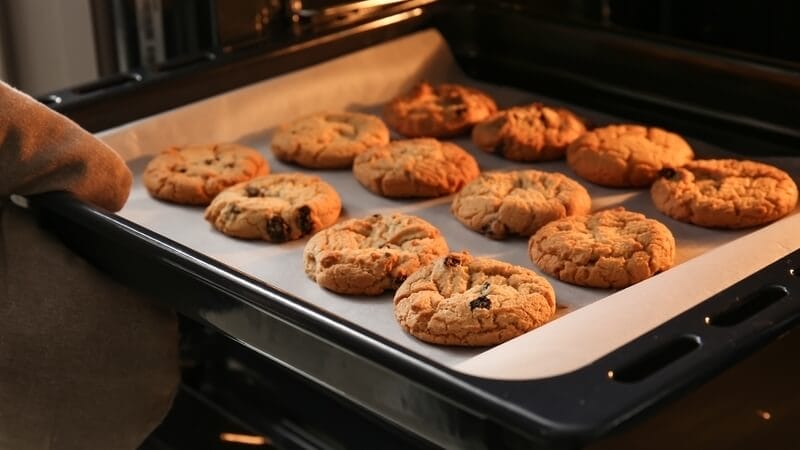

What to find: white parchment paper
left=100, top=29, right=800, bottom=379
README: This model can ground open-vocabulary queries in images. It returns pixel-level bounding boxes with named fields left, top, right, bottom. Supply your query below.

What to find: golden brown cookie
left=271, top=112, right=390, bottom=169
left=451, top=170, right=591, bottom=239
left=651, top=159, right=799, bottom=229
left=566, top=125, right=694, bottom=187
left=143, top=143, right=269, bottom=205
left=383, top=82, right=497, bottom=138
left=472, top=103, right=587, bottom=161
left=353, top=138, right=480, bottom=198
left=204, top=173, right=341, bottom=242
left=303, top=213, right=448, bottom=295
left=529, top=208, right=675, bottom=289
left=394, top=251, right=556, bottom=346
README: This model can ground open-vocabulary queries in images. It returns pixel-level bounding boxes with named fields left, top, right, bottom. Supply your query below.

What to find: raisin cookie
left=271, top=112, right=390, bottom=169
left=204, top=173, right=341, bottom=242
left=303, top=213, right=448, bottom=295
left=143, top=143, right=270, bottom=205
left=451, top=170, right=591, bottom=239
left=472, top=103, right=587, bottom=161
left=353, top=138, right=479, bottom=198
left=566, top=125, right=694, bottom=187
left=383, top=82, right=497, bottom=138
left=529, top=208, right=675, bottom=289
left=651, top=159, right=799, bottom=229
left=394, top=251, right=556, bottom=346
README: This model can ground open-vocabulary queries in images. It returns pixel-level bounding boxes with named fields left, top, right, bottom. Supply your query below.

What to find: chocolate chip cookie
left=529, top=208, right=676, bottom=289
left=451, top=170, right=591, bottom=239
left=271, top=112, right=390, bottom=169
left=566, top=125, right=694, bottom=187
left=383, top=82, right=497, bottom=138
left=303, top=213, right=448, bottom=295
left=394, top=251, right=556, bottom=346
left=472, top=103, right=587, bottom=161
left=353, top=138, right=480, bottom=198
left=651, top=159, right=799, bottom=229
left=143, top=143, right=270, bottom=205
left=204, top=173, right=341, bottom=242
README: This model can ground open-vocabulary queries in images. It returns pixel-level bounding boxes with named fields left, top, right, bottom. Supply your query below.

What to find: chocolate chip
left=176, top=167, right=187, bottom=173
left=245, top=186, right=260, bottom=197
left=266, top=216, right=289, bottom=242
left=392, top=275, right=407, bottom=288
left=224, top=163, right=235, bottom=169
left=444, top=255, right=462, bottom=267
left=469, top=296, right=491, bottom=311
left=659, top=167, right=678, bottom=180
left=296, top=205, right=312, bottom=234
left=204, top=159, right=214, bottom=165
left=493, top=141, right=506, bottom=156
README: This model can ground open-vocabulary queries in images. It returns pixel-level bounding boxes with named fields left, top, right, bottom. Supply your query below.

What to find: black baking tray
left=29, top=1, right=800, bottom=448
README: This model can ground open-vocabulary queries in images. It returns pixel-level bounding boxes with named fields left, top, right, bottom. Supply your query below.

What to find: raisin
left=204, top=158, right=214, bottom=165
left=176, top=167, right=187, bottom=173
left=245, top=186, right=260, bottom=197
left=469, top=296, right=491, bottom=311
left=266, top=216, right=289, bottom=242
left=224, top=163, right=235, bottom=169
left=444, top=255, right=462, bottom=267
left=659, top=167, right=678, bottom=180
left=296, top=205, right=313, bottom=234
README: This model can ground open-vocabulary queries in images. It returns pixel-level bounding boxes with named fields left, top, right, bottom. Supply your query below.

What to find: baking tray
left=103, top=29, right=800, bottom=376
left=29, top=28, right=800, bottom=448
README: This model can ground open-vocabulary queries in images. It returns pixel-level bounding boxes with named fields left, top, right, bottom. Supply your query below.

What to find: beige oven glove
left=0, top=82, right=179, bottom=450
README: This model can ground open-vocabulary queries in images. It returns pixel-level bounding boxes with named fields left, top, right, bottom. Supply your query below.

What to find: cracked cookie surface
left=271, top=112, right=390, bottom=169
left=529, top=208, right=675, bottom=289
left=472, top=103, right=586, bottom=161
left=204, top=173, right=341, bottom=242
left=303, top=213, right=448, bottom=295
left=651, top=159, right=799, bottom=229
left=451, top=170, right=591, bottom=239
left=353, top=138, right=479, bottom=198
left=143, top=143, right=269, bottom=205
left=394, top=251, right=556, bottom=346
left=566, top=124, right=694, bottom=187
left=383, top=82, right=497, bottom=138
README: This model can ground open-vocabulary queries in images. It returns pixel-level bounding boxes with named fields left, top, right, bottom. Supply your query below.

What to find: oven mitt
left=0, top=81, right=179, bottom=450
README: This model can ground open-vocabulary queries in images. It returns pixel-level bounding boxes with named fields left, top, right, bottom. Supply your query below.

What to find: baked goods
left=143, top=143, right=269, bottom=205
left=651, top=159, right=799, bottom=229
left=303, top=213, right=448, bottom=295
left=271, top=112, right=390, bottom=169
left=383, top=82, right=497, bottom=137
left=472, top=103, right=587, bottom=161
left=528, top=208, right=675, bottom=289
left=451, top=170, right=592, bottom=239
left=566, top=125, right=694, bottom=187
left=204, top=173, right=341, bottom=242
left=394, top=251, right=556, bottom=346
left=353, top=138, right=480, bottom=198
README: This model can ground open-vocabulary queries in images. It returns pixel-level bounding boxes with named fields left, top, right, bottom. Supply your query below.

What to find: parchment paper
left=101, top=30, right=800, bottom=379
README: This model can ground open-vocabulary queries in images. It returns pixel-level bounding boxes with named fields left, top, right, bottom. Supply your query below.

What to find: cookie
left=566, top=125, right=694, bottom=187
left=143, top=143, right=270, bottom=205
left=529, top=208, right=675, bottom=289
left=204, top=173, right=341, bottom=242
left=353, top=138, right=479, bottom=198
left=651, top=159, right=799, bottom=229
left=472, top=103, right=587, bottom=161
left=451, top=170, right=592, bottom=239
left=383, top=82, right=497, bottom=138
left=271, top=112, right=390, bottom=169
left=303, top=213, right=448, bottom=295
left=394, top=251, right=556, bottom=346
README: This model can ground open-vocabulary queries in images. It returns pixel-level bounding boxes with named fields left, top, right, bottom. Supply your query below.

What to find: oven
left=29, top=1, right=800, bottom=449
